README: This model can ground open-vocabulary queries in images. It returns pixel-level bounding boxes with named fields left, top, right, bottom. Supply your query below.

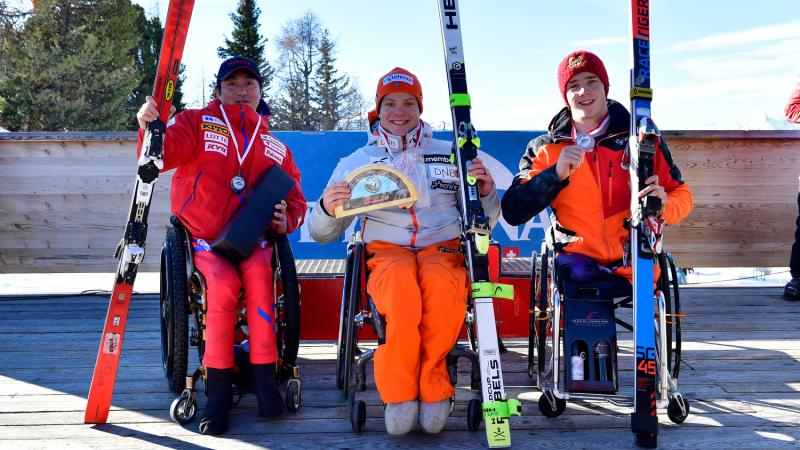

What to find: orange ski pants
left=366, top=239, right=468, bottom=404
left=193, top=241, right=277, bottom=369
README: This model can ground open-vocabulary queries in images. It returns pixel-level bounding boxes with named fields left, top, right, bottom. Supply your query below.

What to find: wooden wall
left=0, top=133, right=173, bottom=273
left=1, top=130, right=799, bottom=273
left=663, top=131, right=800, bottom=267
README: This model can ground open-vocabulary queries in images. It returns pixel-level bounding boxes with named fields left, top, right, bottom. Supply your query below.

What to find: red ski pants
left=192, top=240, right=277, bottom=369
left=366, top=239, right=468, bottom=404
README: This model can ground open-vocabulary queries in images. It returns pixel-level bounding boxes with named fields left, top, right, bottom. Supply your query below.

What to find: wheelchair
left=528, top=241, right=690, bottom=435
left=336, top=232, right=484, bottom=433
left=159, top=216, right=302, bottom=424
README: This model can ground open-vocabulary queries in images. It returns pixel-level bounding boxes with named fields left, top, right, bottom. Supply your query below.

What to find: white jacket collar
left=368, top=120, right=432, bottom=152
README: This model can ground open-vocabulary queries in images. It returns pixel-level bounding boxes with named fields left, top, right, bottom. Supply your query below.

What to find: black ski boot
left=199, top=368, right=233, bottom=435
left=784, top=278, right=800, bottom=301
left=252, top=363, right=284, bottom=418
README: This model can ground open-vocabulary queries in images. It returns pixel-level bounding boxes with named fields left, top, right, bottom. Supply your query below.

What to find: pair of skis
left=84, top=0, right=195, bottom=424
left=628, top=0, right=665, bottom=448
left=438, top=0, right=665, bottom=447
left=437, top=1, right=520, bottom=447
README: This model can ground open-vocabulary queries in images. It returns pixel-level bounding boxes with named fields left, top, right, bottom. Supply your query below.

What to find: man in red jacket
left=137, top=56, right=306, bottom=434
left=783, top=73, right=800, bottom=300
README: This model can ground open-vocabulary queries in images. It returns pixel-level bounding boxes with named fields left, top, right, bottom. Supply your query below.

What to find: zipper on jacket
left=608, top=160, right=613, bottom=207
left=592, top=150, right=612, bottom=258
left=179, top=171, right=202, bottom=215
left=409, top=205, right=419, bottom=247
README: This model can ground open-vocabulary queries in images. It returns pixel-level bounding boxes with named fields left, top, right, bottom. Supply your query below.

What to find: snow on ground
left=0, top=267, right=792, bottom=296
left=0, top=272, right=161, bottom=296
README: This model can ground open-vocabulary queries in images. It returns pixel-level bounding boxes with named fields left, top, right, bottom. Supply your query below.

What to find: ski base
left=474, top=297, right=520, bottom=448
left=84, top=0, right=195, bottom=424
left=84, top=281, right=134, bottom=423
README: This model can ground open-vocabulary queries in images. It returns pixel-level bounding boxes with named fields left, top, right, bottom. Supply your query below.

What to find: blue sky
left=12, top=0, right=800, bottom=130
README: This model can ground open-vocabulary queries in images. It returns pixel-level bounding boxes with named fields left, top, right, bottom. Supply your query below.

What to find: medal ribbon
left=571, top=113, right=610, bottom=143
left=219, top=104, right=262, bottom=171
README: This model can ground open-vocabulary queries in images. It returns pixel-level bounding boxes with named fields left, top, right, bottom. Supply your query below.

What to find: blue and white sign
left=273, top=130, right=550, bottom=259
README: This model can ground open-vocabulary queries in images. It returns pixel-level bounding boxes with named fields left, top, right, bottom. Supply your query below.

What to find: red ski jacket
left=137, top=99, right=306, bottom=242
left=786, top=75, right=800, bottom=123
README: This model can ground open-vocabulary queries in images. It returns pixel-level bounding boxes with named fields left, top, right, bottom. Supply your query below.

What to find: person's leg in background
left=784, top=191, right=800, bottom=301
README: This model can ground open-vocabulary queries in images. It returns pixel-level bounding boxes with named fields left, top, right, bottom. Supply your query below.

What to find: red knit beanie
left=557, top=50, right=609, bottom=105
left=367, top=67, right=423, bottom=124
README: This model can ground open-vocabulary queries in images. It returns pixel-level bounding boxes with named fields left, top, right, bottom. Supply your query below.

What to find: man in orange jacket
left=502, top=50, right=692, bottom=285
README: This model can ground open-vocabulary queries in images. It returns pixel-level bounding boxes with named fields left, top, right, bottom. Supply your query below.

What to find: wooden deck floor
left=0, top=287, right=798, bottom=449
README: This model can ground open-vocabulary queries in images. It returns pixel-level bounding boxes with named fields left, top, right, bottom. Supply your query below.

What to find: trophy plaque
left=334, top=164, right=418, bottom=218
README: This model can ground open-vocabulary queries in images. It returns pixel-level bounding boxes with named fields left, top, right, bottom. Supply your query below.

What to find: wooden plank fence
left=1, top=130, right=799, bottom=272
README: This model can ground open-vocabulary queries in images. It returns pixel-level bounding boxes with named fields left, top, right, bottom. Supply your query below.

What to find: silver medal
left=575, top=133, right=595, bottom=152
left=231, top=175, right=246, bottom=193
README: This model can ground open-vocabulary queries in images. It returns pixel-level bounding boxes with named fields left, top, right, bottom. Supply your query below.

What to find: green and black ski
left=436, top=1, right=520, bottom=447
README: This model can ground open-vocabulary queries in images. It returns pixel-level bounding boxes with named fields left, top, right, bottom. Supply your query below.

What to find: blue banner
left=273, top=130, right=550, bottom=260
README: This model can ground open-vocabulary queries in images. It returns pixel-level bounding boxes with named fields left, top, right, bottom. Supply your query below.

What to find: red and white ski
left=84, top=0, right=195, bottom=424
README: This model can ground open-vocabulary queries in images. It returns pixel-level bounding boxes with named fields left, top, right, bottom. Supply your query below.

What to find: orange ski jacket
left=501, top=100, right=692, bottom=265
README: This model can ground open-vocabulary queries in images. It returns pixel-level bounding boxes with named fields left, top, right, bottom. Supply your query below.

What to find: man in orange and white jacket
left=502, top=50, right=692, bottom=283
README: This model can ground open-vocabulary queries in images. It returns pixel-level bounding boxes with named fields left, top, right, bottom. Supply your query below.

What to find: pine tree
left=217, top=0, right=273, bottom=96
left=0, top=0, right=141, bottom=131
left=270, top=12, right=365, bottom=131
left=313, top=30, right=366, bottom=130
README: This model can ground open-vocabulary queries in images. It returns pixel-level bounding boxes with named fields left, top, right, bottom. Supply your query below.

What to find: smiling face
left=565, top=71, right=609, bottom=129
left=378, top=92, right=421, bottom=136
left=215, top=71, right=261, bottom=111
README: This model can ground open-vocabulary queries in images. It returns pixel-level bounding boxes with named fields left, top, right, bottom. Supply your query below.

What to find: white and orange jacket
left=307, top=121, right=500, bottom=248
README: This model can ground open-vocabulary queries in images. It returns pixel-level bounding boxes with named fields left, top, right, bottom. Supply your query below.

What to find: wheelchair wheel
left=273, top=234, right=301, bottom=370
left=336, top=244, right=357, bottom=390
left=538, top=391, right=565, bottom=418
left=339, top=243, right=363, bottom=398
left=533, top=247, right=551, bottom=387
left=351, top=398, right=366, bottom=433
left=659, top=253, right=683, bottom=379
left=160, top=225, right=189, bottom=394
left=667, top=394, right=690, bottom=424
left=467, top=398, right=482, bottom=432
left=285, top=378, right=301, bottom=413
left=169, top=389, right=197, bottom=424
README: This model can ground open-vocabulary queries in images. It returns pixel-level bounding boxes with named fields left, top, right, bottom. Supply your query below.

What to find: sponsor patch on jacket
left=202, top=115, right=226, bottom=126
left=201, top=123, right=229, bottom=136
left=205, top=141, right=227, bottom=156
left=431, top=179, right=459, bottom=191
left=262, top=134, right=287, bottom=164
left=204, top=131, right=228, bottom=146
left=424, top=154, right=451, bottom=164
